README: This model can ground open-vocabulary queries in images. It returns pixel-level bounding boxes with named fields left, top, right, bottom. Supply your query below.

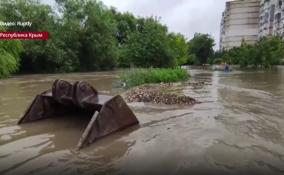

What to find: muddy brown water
left=0, top=68, right=284, bottom=175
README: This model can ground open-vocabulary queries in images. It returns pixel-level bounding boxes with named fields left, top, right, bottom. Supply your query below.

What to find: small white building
left=220, top=0, right=261, bottom=50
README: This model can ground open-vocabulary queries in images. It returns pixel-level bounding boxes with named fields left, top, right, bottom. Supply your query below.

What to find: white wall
left=220, top=0, right=261, bottom=50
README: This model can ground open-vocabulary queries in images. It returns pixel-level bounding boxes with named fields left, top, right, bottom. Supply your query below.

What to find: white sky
left=45, top=0, right=227, bottom=48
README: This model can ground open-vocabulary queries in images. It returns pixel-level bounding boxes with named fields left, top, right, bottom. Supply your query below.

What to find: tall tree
left=57, top=0, right=118, bottom=71
left=168, top=33, right=188, bottom=66
left=0, top=0, right=194, bottom=76
left=0, top=0, right=71, bottom=73
left=188, top=33, right=215, bottom=65
left=122, top=18, right=177, bottom=68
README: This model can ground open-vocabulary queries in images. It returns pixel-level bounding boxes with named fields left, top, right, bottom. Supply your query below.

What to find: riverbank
left=120, top=68, right=189, bottom=88
left=122, top=83, right=198, bottom=105
left=120, top=68, right=198, bottom=105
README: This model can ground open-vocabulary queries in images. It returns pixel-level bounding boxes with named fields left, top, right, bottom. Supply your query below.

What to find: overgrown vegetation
left=187, top=33, right=215, bottom=65
left=0, top=32, right=23, bottom=78
left=209, top=36, right=284, bottom=68
left=0, top=0, right=189, bottom=78
left=120, top=68, right=189, bottom=88
left=1, top=0, right=283, bottom=79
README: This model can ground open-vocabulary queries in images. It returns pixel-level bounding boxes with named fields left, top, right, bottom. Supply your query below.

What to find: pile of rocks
left=123, top=83, right=197, bottom=105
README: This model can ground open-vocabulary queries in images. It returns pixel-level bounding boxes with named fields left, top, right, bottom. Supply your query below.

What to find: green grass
left=120, top=68, right=189, bottom=88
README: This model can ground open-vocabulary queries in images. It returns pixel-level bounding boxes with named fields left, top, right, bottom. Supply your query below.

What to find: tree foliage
left=122, top=18, right=173, bottom=68
left=168, top=33, right=188, bottom=66
left=0, top=0, right=66, bottom=73
left=121, top=18, right=189, bottom=68
left=213, top=36, right=284, bottom=68
left=0, top=0, right=190, bottom=77
left=1, top=0, right=283, bottom=78
left=58, top=0, right=118, bottom=71
left=187, top=33, right=215, bottom=65
left=0, top=37, right=23, bottom=78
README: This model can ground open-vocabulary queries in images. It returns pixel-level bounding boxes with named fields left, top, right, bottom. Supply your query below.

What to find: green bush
left=187, top=33, right=215, bottom=65
left=120, top=68, right=189, bottom=88
left=0, top=39, right=22, bottom=78
left=280, top=59, right=284, bottom=65
left=0, top=50, right=19, bottom=78
left=213, top=36, right=284, bottom=68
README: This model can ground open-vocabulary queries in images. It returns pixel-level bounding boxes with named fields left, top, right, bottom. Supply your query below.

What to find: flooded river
left=0, top=67, right=284, bottom=175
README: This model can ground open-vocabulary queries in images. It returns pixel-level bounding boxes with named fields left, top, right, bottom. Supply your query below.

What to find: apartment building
left=220, top=0, right=284, bottom=50
left=220, top=0, right=261, bottom=50
left=259, top=0, right=284, bottom=37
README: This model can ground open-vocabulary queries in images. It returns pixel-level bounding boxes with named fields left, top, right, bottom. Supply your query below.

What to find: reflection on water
left=0, top=67, right=284, bottom=175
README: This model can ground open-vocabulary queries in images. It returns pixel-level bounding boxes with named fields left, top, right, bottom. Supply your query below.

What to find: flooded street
left=0, top=67, right=284, bottom=175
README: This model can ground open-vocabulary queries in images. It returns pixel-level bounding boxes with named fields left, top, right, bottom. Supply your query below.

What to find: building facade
left=220, top=0, right=261, bottom=50
left=220, top=0, right=284, bottom=50
left=259, top=0, right=284, bottom=37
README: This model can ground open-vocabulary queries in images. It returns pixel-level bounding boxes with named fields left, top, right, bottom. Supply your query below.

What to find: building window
left=265, top=12, right=269, bottom=22
left=275, top=13, right=281, bottom=22
left=270, top=5, right=276, bottom=22
left=279, top=0, right=283, bottom=8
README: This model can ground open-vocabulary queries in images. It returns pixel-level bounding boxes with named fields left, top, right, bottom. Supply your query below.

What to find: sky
left=45, top=0, right=227, bottom=48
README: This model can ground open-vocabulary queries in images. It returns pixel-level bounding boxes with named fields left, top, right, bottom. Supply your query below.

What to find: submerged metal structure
left=18, top=80, right=139, bottom=149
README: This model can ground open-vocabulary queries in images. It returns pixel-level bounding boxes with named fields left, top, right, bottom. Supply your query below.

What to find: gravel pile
left=123, top=83, right=197, bottom=105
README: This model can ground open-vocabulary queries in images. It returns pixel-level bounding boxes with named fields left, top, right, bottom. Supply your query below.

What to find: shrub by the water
left=280, top=59, right=284, bottom=65
left=121, top=68, right=189, bottom=88
left=0, top=1, right=189, bottom=75
left=0, top=39, right=22, bottom=78
left=0, top=50, right=18, bottom=78
left=211, top=36, right=284, bottom=68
